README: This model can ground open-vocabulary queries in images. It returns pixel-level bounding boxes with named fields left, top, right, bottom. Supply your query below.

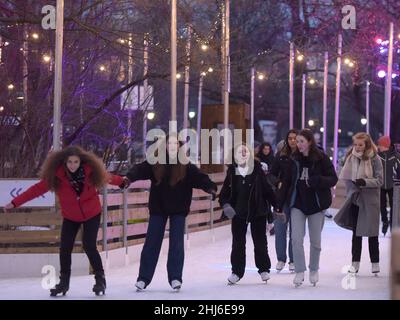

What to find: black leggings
left=60, top=214, right=103, bottom=275
left=351, top=205, right=379, bottom=263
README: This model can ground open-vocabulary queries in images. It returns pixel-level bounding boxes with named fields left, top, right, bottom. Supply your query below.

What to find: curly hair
left=39, top=146, right=108, bottom=191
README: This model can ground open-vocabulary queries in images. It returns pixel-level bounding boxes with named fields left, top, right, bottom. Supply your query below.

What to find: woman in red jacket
left=4, top=146, right=124, bottom=297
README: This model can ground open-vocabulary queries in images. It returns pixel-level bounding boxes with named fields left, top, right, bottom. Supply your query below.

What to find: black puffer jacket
left=219, top=161, right=276, bottom=223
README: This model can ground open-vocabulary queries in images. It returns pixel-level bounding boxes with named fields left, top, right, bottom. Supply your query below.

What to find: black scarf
left=67, top=166, right=85, bottom=196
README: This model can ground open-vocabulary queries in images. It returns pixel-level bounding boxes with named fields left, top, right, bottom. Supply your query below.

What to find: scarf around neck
left=66, top=166, right=85, bottom=195
left=339, top=148, right=374, bottom=181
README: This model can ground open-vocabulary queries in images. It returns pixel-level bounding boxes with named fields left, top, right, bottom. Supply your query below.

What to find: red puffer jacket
left=12, top=164, right=124, bottom=222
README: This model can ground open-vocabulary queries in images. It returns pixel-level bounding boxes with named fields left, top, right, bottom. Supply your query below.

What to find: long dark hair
left=152, top=134, right=188, bottom=186
left=293, top=129, right=323, bottom=161
left=256, top=142, right=273, bottom=162
left=39, top=146, right=108, bottom=191
left=279, top=129, right=299, bottom=156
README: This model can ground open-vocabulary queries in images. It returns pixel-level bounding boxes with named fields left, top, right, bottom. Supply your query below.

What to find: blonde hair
left=345, top=132, right=378, bottom=161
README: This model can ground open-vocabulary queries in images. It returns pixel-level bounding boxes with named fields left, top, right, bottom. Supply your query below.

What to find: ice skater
left=219, top=143, right=276, bottom=285
left=335, top=132, right=383, bottom=275
left=283, top=129, right=337, bottom=287
left=123, top=134, right=217, bottom=292
left=268, top=129, right=298, bottom=273
left=4, top=146, right=125, bottom=296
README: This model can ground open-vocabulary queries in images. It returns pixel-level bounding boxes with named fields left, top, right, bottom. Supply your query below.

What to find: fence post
left=210, top=196, right=215, bottom=242
left=101, top=187, right=108, bottom=271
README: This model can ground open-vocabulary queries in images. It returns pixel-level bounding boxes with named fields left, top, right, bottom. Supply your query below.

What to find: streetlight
left=308, top=78, right=316, bottom=85
left=201, top=44, right=208, bottom=51
left=308, top=119, right=315, bottom=126
left=43, top=54, right=51, bottom=63
left=200, top=71, right=207, bottom=77
left=378, top=70, right=387, bottom=78
left=99, top=65, right=106, bottom=72
left=31, top=33, right=39, bottom=40
left=257, top=73, right=265, bottom=80
left=189, top=111, right=196, bottom=119
left=147, top=112, right=155, bottom=120
left=250, top=68, right=266, bottom=147
left=296, top=54, right=304, bottom=62
left=176, top=73, right=182, bottom=79
left=320, top=127, right=324, bottom=133
left=7, top=84, right=14, bottom=90
left=361, top=118, right=367, bottom=125
left=207, top=67, right=214, bottom=73
left=0, top=106, right=4, bottom=112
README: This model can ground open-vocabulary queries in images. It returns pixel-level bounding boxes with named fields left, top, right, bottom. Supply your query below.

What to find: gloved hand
left=354, top=178, right=366, bottom=187
left=119, top=176, right=131, bottom=189
left=273, top=210, right=287, bottom=224
left=223, top=204, right=236, bottom=219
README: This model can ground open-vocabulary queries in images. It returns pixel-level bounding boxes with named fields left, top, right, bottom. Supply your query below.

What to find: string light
left=7, top=84, right=14, bottom=90
left=176, top=73, right=182, bottom=79
left=207, top=67, right=214, bottom=73
left=99, top=65, right=106, bottom=72
left=43, top=55, right=51, bottom=63
left=31, top=33, right=39, bottom=40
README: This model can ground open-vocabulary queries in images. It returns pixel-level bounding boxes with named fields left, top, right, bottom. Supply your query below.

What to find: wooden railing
left=0, top=173, right=347, bottom=255
left=0, top=173, right=227, bottom=254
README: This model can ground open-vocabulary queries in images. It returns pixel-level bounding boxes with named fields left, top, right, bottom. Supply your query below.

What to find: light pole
left=143, top=35, right=149, bottom=158
left=127, top=33, right=133, bottom=165
left=333, top=34, right=342, bottom=170
left=322, top=52, right=329, bottom=151
left=196, top=74, right=204, bottom=162
left=301, top=74, right=306, bottom=129
left=223, top=0, right=230, bottom=166
left=171, top=0, right=177, bottom=122
left=183, top=25, right=192, bottom=130
left=53, top=0, right=64, bottom=151
left=384, top=22, right=394, bottom=136
left=366, top=80, right=370, bottom=134
left=289, top=42, right=294, bottom=129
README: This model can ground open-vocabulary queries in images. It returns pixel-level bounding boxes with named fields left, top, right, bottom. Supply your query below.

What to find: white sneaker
left=371, top=263, right=380, bottom=274
left=227, top=273, right=240, bottom=285
left=171, top=280, right=182, bottom=291
left=349, top=261, right=360, bottom=273
left=135, top=280, right=146, bottom=291
left=276, top=261, right=285, bottom=272
left=293, top=272, right=304, bottom=287
left=260, top=272, right=270, bottom=282
left=309, top=271, right=319, bottom=286
left=289, top=262, right=295, bottom=272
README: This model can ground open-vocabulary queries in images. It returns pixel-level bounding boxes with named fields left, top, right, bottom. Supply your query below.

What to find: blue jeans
left=274, top=206, right=293, bottom=263
left=137, top=214, right=186, bottom=286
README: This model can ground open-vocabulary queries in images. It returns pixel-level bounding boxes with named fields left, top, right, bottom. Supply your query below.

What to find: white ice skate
left=371, top=263, right=380, bottom=276
left=276, top=261, right=285, bottom=273
left=293, top=272, right=304, bottom=288
left=227, top=273, right=240, bottom=285
left=135, top=280, right=146, bottom=292
left=309, top=271, right=319, bottom=287
left=348, top=261, right=360, bottom=274
left=171, top=280, right=182, bottom=291
left=260, top=272, right=270, bottom=282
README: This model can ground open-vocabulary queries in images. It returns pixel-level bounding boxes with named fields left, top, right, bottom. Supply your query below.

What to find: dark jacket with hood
left=218, top=161, right=276, bottom=223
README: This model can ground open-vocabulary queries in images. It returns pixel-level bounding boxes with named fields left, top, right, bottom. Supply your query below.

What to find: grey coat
left=334, top=155, right=383, bottom=237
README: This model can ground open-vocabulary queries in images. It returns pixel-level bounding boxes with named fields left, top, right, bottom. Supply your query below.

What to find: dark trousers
left=380, top=188, right=393, bottom=226
left=137, top=214, right=185, bottom=286
left=351, top=205, right=379, bottom=263
left=231, top=215, right=271, bottom=278
left=60, top=214, right=103, bottom=275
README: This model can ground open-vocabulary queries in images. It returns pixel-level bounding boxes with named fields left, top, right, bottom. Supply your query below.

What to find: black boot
left=93, top=271, right=106, bottom=296
left=50, top=273, right=70, bottom=297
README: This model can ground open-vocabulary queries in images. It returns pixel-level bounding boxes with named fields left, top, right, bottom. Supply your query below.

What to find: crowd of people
left=3, top=129, right=399, bottom=296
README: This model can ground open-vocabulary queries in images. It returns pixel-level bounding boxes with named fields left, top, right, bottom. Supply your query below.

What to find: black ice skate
left=92, top=271, right=106, bottom=296
left=50, top=273, right=70, bottom=297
